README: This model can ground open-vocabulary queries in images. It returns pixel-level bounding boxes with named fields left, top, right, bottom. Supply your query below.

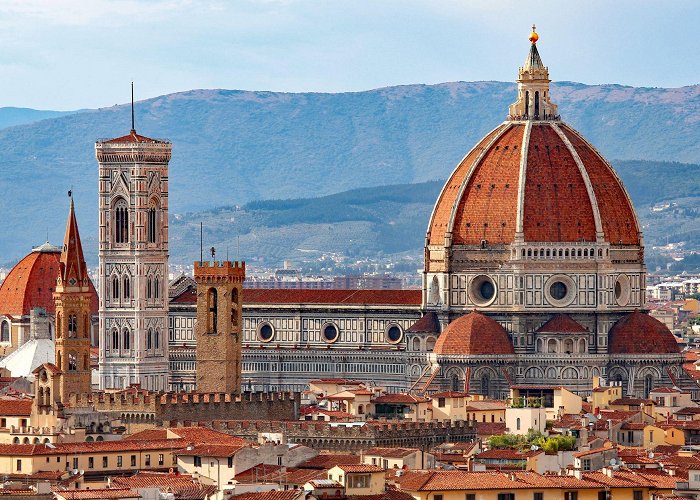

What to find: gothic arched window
left=112, top=328, right=119, bottom=351
left=0, top=321, right=9, bottom=343
left=68, top=314, right=77, bottom=337
left=113, top=199, right=129, bottom=244
left=68, top=353, right=77, bottom=371
left=207, top=288, right=218, bottom=334
left=147, top=328, right=153, bottom=350
left=154, top=277, right=160, bottom=300
left=112, top=275, right=120, bottom=300
left=231, top=288, right=239, bottom=327
left=154, top=329, right=160, bottom=350
left=123, top=275, right=130, bottom=300
left=123, top=328, right=130, bottom=351
left=147, top=276, right=152, bottom=299
left=147, top=199, right=158, bottom=244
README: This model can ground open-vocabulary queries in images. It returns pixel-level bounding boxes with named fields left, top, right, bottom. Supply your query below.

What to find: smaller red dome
left=609, top=311, right=680, bottom=355
left=434, top=311, right=515, bottom=356
left=0, top=246, right=98, bottom=317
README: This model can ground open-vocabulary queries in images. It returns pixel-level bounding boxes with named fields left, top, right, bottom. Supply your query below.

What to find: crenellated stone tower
left=194, top=260, right=245, bottom=393
left=53, top=196, right=93, bottom=400
left=96, top=124, right=172, bottom=391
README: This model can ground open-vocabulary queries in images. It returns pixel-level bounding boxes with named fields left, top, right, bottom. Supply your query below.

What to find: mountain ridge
left=3, top=80, right=700, bottom=264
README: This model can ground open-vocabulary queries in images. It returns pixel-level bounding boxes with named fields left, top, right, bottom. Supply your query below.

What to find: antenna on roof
left=130, top=82, right=135, bottom=134
left=200, top=222, right=203, bottom=265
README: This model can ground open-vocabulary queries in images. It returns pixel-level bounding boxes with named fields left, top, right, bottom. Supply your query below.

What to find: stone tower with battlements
left=54, top=197, right=93, bottom=399
left=96, top=128, right=172, bottom=391
left=194, top=260, right=245, bottom=393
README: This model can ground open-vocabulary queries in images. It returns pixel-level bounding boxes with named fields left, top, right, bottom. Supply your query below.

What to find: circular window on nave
left=258, top=322, right=275, bottom=342
left=468, top=275, right=498, bottom=306
left=615, top=274, right=631, bottom=306
left=544, top=275, right=576, bottom=307
left=386, top=325, right=403, bottom=344
left=323, top=323, right=339, bottom=343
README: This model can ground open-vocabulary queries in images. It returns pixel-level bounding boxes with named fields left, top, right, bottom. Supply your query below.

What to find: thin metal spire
left=130, top=82, right=135, bottom=133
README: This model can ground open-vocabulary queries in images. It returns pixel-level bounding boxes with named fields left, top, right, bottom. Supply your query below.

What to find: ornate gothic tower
left=96, top=123, right=172, bottom=391
left=53, top=196, right=92, bottom=399
left=194, top=260, right=245, bottom=393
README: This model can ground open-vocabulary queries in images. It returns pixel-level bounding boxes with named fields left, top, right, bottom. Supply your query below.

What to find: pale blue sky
left=0, top=0, right=698, bottom=110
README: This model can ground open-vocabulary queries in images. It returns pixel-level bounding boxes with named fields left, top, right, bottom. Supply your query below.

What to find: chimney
left=592, top=376, right=601, bottom=390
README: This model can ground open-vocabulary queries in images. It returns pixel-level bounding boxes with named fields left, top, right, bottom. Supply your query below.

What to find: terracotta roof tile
left=609, top=311, right=680, bottom=355
left=234, top=492, right=304, bottom=500
left=337, top=464, right=385, bottom=473
left=56, top=489, right=140, bottom=499
left=111, top=472, right=217, bottom=499
left=434, top=312, right=514, bottom=356
left=0, top=249, right=98, bottom=316
left=406, top=312, right=440, bottom=333
left=372, top=394, right=429, bottom=404
left=244, top=289, right=421, bottom=306
left=0, top=398, right=32, bottom=417
left=561, top=124, right=639, bottom=245
left=536, top=314, right=588, bottom=333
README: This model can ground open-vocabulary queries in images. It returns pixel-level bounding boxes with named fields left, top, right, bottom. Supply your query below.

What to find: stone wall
left=207, top=419, right=475, bottom=451
left=66, top=391, right=300, bottom=424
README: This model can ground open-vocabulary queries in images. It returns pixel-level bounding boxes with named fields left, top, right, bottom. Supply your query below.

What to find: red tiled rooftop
left=609, top=311, right=681, bottom=355
left=372, top=393, right=429, bottom=404
left=56, top=489, right=140, bottom=499
left=0, top=249, right=98, bottom=316
left=406, top=312, right=440, bottom=333
left=100, top=130, right=167, bottom=144
left=0, top=399, right=32, bottom=417
left=337, top=464, right=385, bottom=473
left=427, top=121, right=640, bottom=247
left=433, top=312, right=514, bottom=356
left=536, top=314, right=588, bottom=333
left=244, top=288, right=421, bottom=306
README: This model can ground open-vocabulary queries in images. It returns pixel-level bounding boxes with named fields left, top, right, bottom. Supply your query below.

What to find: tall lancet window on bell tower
left=114, top=199, right=129, bottom=244
left=147, top=199, right=158, bottom=244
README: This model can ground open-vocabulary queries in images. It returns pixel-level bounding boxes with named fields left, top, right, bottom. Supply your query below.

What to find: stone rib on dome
left=608, top=311, right=680, bottom=355
left=433, top=311, right=514, bottom=356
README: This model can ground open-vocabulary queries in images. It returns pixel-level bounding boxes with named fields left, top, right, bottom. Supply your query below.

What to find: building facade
left=421, top=28, right=685, bottom=397
left=96, top=128, right=172, bottom=391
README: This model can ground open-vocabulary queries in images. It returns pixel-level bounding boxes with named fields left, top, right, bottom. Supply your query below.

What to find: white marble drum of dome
left=423, top=27, right=645, bottom=315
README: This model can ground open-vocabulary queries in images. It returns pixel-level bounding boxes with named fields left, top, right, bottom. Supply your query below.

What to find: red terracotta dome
left=0, top=244, right=98, bottom=317
left=608, top=311, right=680, bottom=355
left=433, top=311, right=515, bottom=356
left=428, top=121, right=640, bottom=247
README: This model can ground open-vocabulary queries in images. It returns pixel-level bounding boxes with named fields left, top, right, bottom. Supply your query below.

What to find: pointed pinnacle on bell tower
left=56, top=192, right=89, bottom=293
left=508, top=25, right=559, bottom=121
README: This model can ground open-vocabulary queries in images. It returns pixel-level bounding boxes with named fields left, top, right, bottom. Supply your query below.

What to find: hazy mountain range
left=2, top=81, right=700, bottom=268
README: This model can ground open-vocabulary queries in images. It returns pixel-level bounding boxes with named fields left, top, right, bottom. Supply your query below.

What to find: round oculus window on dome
left=258, top=323, right=274, bottom=342
left=468, top=275, right=497, bottom=306
left=615, top=274, right=631, bottom=306
left=544, top=275, right=576, bottom=307
left=386, top=325, right=403, bottom=344
left=323, top=323, right=339, bottom=343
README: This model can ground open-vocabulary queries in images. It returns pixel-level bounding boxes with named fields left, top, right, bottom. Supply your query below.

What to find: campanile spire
left=508, top=26, right=558, bottom=121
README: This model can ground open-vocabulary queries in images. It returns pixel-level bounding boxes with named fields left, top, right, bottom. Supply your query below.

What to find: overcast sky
left=1, top=0, right=698, bottom=110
